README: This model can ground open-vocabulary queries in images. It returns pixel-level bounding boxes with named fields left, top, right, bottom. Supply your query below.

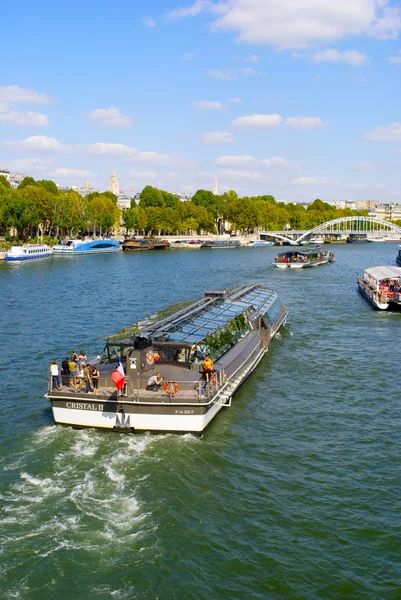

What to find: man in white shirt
left=50, top=360, right=61, bottom=391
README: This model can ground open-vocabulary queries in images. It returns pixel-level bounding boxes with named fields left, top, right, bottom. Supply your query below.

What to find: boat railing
left=48, top=368, right=227, bottom=403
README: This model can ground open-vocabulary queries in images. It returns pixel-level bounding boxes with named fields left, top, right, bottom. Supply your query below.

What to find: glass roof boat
left=274, top=247, right=335, bottom=269
left=396, top=245, right=401, bottom=267
left=46, top=284, right=289, bottom=434
left=357, top=266, right=401, bottom=310
left=53, top=239, right=119, bottom=254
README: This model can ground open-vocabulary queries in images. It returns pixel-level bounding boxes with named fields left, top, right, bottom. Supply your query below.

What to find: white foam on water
left=72, top=429, right=101, bottom=457
left=104, top=464, right=125, bottom=485
left=33, top=425, right=60, bottom=445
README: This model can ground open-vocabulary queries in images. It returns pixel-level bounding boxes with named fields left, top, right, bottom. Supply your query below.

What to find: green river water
left=0, top=244, right=400, bottom=599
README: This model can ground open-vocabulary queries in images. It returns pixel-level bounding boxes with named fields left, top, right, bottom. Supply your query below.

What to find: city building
left=0, top=168, right=10, bottom=181
left=72, top=180, right=94, bottom=197
left=9, top=173, right=26, bottom=188
left=109, top=170, right=119, bottom=196
left=213, top=176, right=219, bottom=196
left=369, top=203, right=401, bottom=221
left=355, top=200, right=378, bottom=210
left=117, top=193, right=131, bottom=210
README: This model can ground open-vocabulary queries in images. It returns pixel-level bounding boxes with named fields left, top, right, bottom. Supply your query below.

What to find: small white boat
left=357, top=266, right=401, bottom=310
left=53, top=239, right=120, bottom=255
left=5, top=244, right=52, bottom=261
left=246, top=240, right=273, bottom=247
left=308, top=236, right=325, bottom=245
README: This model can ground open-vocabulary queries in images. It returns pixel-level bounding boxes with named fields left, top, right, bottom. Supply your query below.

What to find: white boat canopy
left=364, top=266, right=401, bottom=281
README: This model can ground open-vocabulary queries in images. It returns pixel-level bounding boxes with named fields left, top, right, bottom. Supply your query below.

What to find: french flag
left=111, top=358, right=125, bottom=390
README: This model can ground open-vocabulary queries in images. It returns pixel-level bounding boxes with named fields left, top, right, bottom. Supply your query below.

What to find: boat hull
left=274, top=259, right=329, bottom=269
left=6, top=253, right=52, bottom=261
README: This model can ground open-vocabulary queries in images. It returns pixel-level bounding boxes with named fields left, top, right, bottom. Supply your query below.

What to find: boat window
left=265, top=298, right=282, bottom=325
left=201, top=312, right=249, bottom=361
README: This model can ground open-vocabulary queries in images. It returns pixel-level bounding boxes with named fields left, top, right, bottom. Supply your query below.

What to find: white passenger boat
left=53, top=239, right=119, bottom=255
left=46, top=284, right=289, bottom=434
left=357, top=266, right=401, bottom=310
left=5, top=244, right=52, bottom=261
left=274, top=248, right=334, bottom=269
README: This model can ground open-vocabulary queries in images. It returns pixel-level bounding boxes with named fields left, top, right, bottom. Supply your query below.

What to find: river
left=0, top=243, right=400, bottom=599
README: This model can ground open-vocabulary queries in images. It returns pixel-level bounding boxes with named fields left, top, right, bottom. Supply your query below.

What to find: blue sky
left=1, top=0, right=401, bottom=202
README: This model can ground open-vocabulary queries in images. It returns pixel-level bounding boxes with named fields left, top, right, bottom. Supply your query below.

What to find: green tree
left=139, top=186, right=164, bottom=208
left=0, top=175, right=11, bottom=188
left=18, top=176, right=37, bottom=189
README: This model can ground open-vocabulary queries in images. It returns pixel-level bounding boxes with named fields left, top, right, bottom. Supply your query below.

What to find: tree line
left=0, top=175, right=370, bottom=242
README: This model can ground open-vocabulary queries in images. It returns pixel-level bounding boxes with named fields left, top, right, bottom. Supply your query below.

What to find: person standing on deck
left=50, top=360, right=61, bottom=391
left=83, top=363, right=93, bottom=394
left=91, top=366, right=99, bottom=395
left=201, top=355, right=214, bottom=397
left=78, top=350, right=87, bottom=368
left=68, top=357, right=78, bottom=388
left=61, top=357, right=69, bottom=386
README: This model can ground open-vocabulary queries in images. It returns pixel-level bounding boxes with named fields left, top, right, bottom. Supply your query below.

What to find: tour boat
left=396, top=246, right=401, bottom=267
left=53, top=239, right=120, bottom=254
left=200, top=240, right=241, bottom=249
left=46, top=284, right=289, bottom=434
left=274, top=247, right=333, bottom=269
left=246, top=240, right=273, bottom=247
left=122, top=238, right=170, bottom=251
left=5, top=244, right=52, bottom=261
left=308, top=236, right=325, bottom=245
left=347, top=234, right=372, bottom=244
left=357, top=266, right=401, bottom=310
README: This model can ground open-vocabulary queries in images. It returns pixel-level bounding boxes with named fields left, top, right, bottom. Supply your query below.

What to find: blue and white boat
left=246, top=240, right=273, bottom=247
left=5, top=244, right=52, bottom=261
left=53, top=239, right=120, bottom=255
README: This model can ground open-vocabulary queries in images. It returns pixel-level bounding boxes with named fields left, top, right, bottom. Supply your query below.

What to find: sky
left=1, top=0, right=401, bottom=203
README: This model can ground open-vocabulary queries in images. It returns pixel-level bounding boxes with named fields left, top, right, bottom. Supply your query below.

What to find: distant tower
left=109, top=170, right=119, bottom=195
left=213, top=175, right=219, bottom=196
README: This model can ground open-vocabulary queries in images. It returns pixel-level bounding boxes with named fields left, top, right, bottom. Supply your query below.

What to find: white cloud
left=312, top=48, right=367, bottom=66
left=169, top=0, right=401, bottom=48
left=245, top=54, right=259, bottom=63
left=0, top=85, right=54, bottom=105
left=388, top=50, right=401, bottom=63
left=3, top=135, right=63, bottom=151
left=168, top=0, right=213, bottom=19
left=127, top=170, right=158, bottom=181
left=284, top=116, right=326, bottom=130
left=80, top=142, right=137, bottom=157
left=365, top=122, right=401, bottom=141
left=192, top=100, right=225, bottom=110
left=142, top=16, right=156, bottom=27
left=199, top=131, right=235, bottom=144
left=293, top=177, right=320, bottom=185
left=0, top=109, right=48, bottom=127
left=86, top=106, right=132, bottom=128
left=228, top=97, right=243, bottom=104
left=53, top=168, right=95, bottom=178
left=181, top=50, right=197, bottom=61
left=354, top=161, right=377, bottom=171
left=232, top=113, right=282, bottom=128
left=207, top=67, right=261, bottom=80
left=9, top=158, right=54, bottom=173
left=217, top=155, right=288, bottom=169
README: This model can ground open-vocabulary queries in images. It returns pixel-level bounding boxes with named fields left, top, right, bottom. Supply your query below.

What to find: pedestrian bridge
left=260, top=216, right=401, bottom=245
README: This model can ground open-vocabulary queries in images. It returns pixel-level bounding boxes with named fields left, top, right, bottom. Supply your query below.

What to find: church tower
left=213, top=175, right=219, bottom=196
left=109, top=170, right=119, bottom=195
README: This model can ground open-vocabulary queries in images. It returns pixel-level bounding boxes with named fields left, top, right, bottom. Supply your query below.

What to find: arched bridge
left=261, top=217, right=401, bottom=245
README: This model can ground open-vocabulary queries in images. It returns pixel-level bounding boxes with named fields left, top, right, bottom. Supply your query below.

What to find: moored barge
left=122, top=237, right=170, bottom=251
left=357, top=266, right=401, bottom=310
left=46, top=284, right=288, bottom=433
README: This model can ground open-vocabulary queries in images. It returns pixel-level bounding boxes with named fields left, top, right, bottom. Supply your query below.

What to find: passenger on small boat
left=146, top=372, right=164, bottom=392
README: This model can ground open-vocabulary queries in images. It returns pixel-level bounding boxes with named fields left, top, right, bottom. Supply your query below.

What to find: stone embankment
left=0, top=251, right=6, bottom=261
